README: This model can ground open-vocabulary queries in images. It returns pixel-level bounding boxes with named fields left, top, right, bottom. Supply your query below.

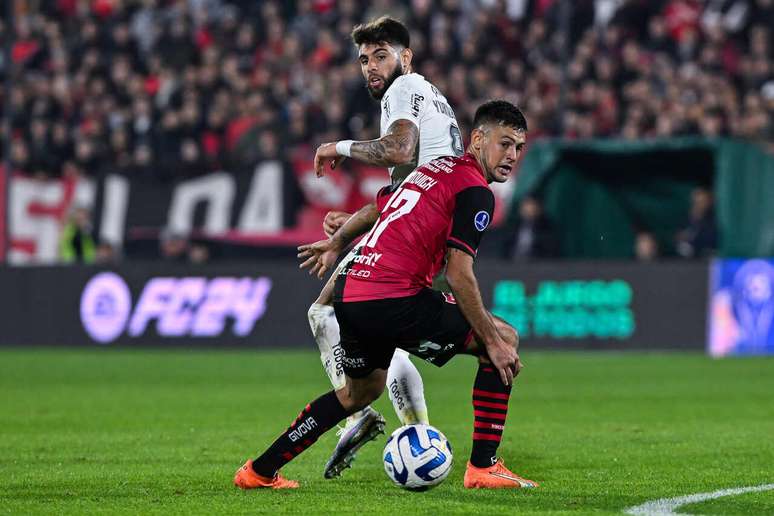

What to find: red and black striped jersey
left=336, top=153, right=494, bottom=302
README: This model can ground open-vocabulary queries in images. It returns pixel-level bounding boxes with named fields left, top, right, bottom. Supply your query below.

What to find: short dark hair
left=472, top=100, right=528, bottom=132
left=351, top=16, right=410, bottom=49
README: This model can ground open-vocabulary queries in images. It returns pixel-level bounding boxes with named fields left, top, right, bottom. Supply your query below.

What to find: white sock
left=308, top=303, right=366, bottom=424
left=308, top=303, right=346, bottom=390
left=387, top=349, right=429, bottom=425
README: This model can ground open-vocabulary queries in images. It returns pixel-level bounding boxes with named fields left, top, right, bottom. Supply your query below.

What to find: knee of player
left=308, top=302, right=332, bottom=325
left=495, top=319, right=519, bottom=350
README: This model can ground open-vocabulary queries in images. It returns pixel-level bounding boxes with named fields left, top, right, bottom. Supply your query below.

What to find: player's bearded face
left=359, top=44, right=405, bottom=100
left=368, top=61, right=403, bottom=100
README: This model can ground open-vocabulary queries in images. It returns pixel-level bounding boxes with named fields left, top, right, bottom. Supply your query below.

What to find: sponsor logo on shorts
left=474, top=211, right=490, bottom=232
left=417, top=341, right=442, bottom=353
left=442, top=292, right=457, bottom=304
left=343, top=356, right=367, bottom=368
left=289, top=417, right=318, bottom=442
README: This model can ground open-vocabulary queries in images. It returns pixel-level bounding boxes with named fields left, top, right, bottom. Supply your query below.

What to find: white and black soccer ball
left=383, top=424, right=453, bottom=490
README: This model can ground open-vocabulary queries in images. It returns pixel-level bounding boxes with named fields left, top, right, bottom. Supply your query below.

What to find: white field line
left=624, top=483, right=774, bottom=515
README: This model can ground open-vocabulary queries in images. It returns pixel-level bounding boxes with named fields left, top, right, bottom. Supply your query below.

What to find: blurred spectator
left=676, top=186, right=719, bottom=258
left=159, top=229, right=189, bottom=262
left=189, top=243, right=211, bottom=264
left=634, top=231, right=660, bottom=261
left=60, top=206, right=96, bottom=264
left=95, top=242, right=120, bottom=264
left=503, top=196, right=559, bottom=260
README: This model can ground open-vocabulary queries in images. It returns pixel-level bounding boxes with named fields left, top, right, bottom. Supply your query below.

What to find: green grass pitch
left=1, top=348, right=773, bottom=514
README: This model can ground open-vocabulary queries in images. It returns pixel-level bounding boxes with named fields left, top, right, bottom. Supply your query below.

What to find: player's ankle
left=347, top=407, right=369, bottom=422
left=250, top=459, right=275, bottom=478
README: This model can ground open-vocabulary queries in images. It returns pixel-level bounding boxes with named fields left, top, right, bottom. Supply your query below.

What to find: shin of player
left=234, top=376, right=385, bottom=489
left=387, top=349, right=429, bottom=424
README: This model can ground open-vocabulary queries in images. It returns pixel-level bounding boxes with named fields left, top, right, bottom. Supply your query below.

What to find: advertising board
left=480, top=261, right=707, bottom=350
left=708, top=259, right=774, bottom=356
left=0, top=261, right=707, bottom=350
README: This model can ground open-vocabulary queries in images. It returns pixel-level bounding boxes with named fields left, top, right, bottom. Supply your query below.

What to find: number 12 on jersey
left=362, top=187, right=421, bottom=248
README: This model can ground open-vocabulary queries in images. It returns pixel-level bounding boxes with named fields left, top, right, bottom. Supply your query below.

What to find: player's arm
left=443, top=186, right=519, bottom=385
left=349, top=120, right=418, bottom=167
left=445, top=249, right=518, bottom=386
left=314, top=119, right=419, bottom=176
left=330, top=202, right=379, bottom=250
left=298, top=202, right=379, bottom=279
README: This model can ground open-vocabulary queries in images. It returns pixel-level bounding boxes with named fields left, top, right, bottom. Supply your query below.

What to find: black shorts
left=333, top=289, right=474, bottom=378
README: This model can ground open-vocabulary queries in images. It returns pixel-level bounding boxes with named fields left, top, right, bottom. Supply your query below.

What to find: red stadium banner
left=4, top=158, right=512, bottom=264
left=4, top=160, right=393, bottom=264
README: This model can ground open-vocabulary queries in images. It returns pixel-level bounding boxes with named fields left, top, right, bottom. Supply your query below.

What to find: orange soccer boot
left=234, top=460, right=299, bottom=489
left=463, top=458, right=539, bottom=489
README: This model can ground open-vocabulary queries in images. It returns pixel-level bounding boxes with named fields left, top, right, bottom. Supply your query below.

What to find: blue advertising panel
left=709, top=259, right=774, bottom=356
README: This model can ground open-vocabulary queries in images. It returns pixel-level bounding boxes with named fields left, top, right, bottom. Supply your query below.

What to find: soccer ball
left=382, top=424, right=453, bottom=490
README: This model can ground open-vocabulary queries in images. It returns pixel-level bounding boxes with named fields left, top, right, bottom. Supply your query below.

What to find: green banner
left=512, top=138, right=774, bottom=258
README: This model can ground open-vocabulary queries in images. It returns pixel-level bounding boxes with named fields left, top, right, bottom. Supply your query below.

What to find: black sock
left=251, top=390, right=349, bottom=477
left=470, top=363, right=512, bottom=468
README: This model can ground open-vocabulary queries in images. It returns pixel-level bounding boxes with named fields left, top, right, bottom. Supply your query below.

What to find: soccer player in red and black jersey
left=234, top=101, right=538, bottom=489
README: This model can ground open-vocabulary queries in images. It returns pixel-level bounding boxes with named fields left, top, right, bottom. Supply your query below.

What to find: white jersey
left=380, top=73, right=463, bottom=183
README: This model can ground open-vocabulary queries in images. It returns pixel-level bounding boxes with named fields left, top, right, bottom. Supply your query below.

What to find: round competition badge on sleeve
left=474, top=211, right=490, bottom=232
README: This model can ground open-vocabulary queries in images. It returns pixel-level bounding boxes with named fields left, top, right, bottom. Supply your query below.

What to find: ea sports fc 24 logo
left=80, top=272, right=272, bottom=344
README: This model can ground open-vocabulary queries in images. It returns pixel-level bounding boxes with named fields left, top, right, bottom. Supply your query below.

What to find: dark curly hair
left=472, top=100, right=528, bottom=132
left=351, top=16, right=410, bottom=48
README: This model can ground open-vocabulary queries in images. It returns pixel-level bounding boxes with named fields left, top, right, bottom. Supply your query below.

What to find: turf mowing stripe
left=625, top=483, right=774, bottom=515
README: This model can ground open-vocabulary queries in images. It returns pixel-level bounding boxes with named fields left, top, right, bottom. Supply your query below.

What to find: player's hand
left=314, top=142, right=346, bottom=177
left=298, top=239, right=340, bottom=279
left=486, top=337, right=521, bottom=387
left=323, top=211, right=352, bottom=237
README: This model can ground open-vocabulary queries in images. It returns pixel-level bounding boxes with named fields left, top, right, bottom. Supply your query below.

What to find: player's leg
left=308, top=273, right=346, bottom=389
left=383, top=274, right=449, bottom=424
left=386, top=348, right=429, bottom=424
left=323, top=295, right=399, bottom=478
left=312, top=274, right=430, bottom=428
left=462, top=315, right=539, bottom=489
left=310, top=257, right=386, bottom=479
left=397, top=291, right=537, bottom=489
left=235, top=370, right=387, bottom=489
left=308, top=251, right=374, bottom=428
left=381, top=278, right=447, bottom=426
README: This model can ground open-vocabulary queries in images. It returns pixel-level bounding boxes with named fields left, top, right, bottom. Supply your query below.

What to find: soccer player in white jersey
left=307, top=16, right=464, bottom=478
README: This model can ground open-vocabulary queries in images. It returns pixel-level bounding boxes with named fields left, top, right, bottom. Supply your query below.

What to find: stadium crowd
left=2, top=0, right=772, bottom=182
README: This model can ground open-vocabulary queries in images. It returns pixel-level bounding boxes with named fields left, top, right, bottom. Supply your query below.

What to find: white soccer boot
left=323, top=406, right=386, bottom=479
